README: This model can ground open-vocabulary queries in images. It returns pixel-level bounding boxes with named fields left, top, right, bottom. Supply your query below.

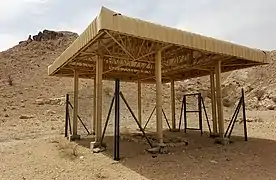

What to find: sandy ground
left=1, top=109, right=276, bottom=180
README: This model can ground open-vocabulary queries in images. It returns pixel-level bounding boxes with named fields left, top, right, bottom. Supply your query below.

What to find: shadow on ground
left=76, top=129, right=276, bottom=180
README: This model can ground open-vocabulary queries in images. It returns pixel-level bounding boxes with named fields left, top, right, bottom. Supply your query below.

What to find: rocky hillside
left=220, top=51, right=276, bottom=110
left=0, top=30, right=82, bottom=141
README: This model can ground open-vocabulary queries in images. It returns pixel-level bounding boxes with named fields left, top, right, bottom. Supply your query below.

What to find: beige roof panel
left=48, top=6, right=268, bottom=77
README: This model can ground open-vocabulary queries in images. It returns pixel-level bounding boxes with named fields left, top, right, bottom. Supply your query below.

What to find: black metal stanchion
left=178, top=96, right=184, bottom=130
left=184, top=95, right=187, bottom=133
left=65, top=94, right=69, bottom=137
left=68, top=115, right=72, bottom=135
left=242, top=88, right=248, bottom=141
left=201, top=97, right=212, bottom=133
left=143, top=106, right=156, bottom=130
left=198, top=93, right=203, bottom=136
left=162, top=108, right=171, bottom=130
left=100, top=95, right=115, bottom=146
left=227, top=102, right=242, bottom=138
left=225, top=98, right=242, bottom=137
left=114, top=79, right=120, bottom=161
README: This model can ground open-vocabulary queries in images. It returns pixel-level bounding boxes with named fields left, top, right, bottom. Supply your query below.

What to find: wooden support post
left=215, top=61, right=224, bottom=138
left=71, top=70, right=80, bottom=140
left=138, top=80, right=142, bottom=126
left=95, top=55, right=103, bottom=143
left=171, top=79, right=176, bottom=130
left=210, top=71, right=218, bottom=134
left=155, top=50, right=163, bottom=144
left=93, top=78, right=96, bottom=134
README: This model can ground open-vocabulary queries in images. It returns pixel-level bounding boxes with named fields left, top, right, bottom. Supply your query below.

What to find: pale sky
left=0, top=0, right=275, bottom=51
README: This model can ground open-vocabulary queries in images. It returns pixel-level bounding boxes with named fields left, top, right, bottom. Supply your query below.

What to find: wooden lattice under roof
left=48, top=6, right=269, bottom=83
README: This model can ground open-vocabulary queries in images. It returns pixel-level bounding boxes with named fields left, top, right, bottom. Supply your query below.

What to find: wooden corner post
left=71, top=69, right=80, bottom=140
left=210, top=70, right=218, bottom=134
left=138, top=80, right=142, bottom=126
left=93, top=77, right=96, bottom=134
left=215, top=60, right=224, bottom=137
left=95, top=54, right=103, bottom=143
left=155, top=50, right=163, bottom=144
left=171, top=79, right=176, bottom=130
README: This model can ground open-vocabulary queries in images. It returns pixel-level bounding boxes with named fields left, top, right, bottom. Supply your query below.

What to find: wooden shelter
left=48, top=7, right=269, bottom=145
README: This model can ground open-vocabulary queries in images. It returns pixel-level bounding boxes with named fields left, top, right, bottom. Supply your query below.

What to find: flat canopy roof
left=48, top=6, right=269, bottom=83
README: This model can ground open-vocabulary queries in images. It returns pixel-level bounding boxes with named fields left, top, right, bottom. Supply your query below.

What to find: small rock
left=159, top=146, right=169, bottom=154
left=267, top=105, right=275, bottom=110
left=21, top=100, right=24, bottom=103
left=79, top=156, right=84, bottom=159
left=10, top=107, right=17, bottom=110
left=35, top=99, right=44, bottom=105
left=210, top=160, right=218, bottom=164
left=20, top=115, right=34, bottom=119
left=4, top=114, right=9, bottom=117
left=146, top=147, right=160, bottom=154
left=3, top=108, right=7, bottom=112
left=21, top=104, right=25, bottom=108
left=112, top=160, right=120, bottom=164
left=93, top=147, right=105, bottom=153
left=46, top=110, right=56, bottom=115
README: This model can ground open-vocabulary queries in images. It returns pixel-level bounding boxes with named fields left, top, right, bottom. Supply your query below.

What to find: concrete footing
left=170, top=129, right=180, bottom=132
left=90, top=141, right=106, bottom=153
left=210, top=133, right=220, bottom=138
left=69, top=135, right=81, bottom=141
left=214, top=137, right=230, bottom=145
left=146, top=143, right=169, bottom=154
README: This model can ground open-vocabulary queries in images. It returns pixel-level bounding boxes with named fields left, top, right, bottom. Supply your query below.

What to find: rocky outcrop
left=19, top=30, right=73, bottom=45
left=33, top=30, right=64, bottom=41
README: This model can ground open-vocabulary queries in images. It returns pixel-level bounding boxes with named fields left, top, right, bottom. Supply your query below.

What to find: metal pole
left=114, top=79, right=120, bottom=161
left=225, top=98, right=242, bottom=136
left=198, top=93, right=203, bottom=136
left=228, top=103, right=241, bottom=138
left=162, top=108, right=171, bottom=130
left=201, top=97, right=212, bottom=133
left=242, top=88, right=248, bottom=141
left=65, top=94, right=69, bottom=137
left=68, top=113, right=72, bottom=135
left=178, top=96, right=184, bottom=130
left=184, top=95, right=187, bottom=133
left=143, top=106, right=156, bottom=130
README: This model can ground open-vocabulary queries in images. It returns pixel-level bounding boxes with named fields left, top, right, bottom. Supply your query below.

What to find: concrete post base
left=69, top=135, right=81, bottom=141
left=146, top=143, right=169, bottom=154
left=170, top=128, right=180, bottom=132
left=210, top=133, right=220, bottom=138
left=214, top=137, right=230, bottom=145
left=90, top=141, right=106, bottom=153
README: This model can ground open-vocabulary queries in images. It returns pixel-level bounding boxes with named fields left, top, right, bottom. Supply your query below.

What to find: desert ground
left=1, top=30, right=276, bottom=180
